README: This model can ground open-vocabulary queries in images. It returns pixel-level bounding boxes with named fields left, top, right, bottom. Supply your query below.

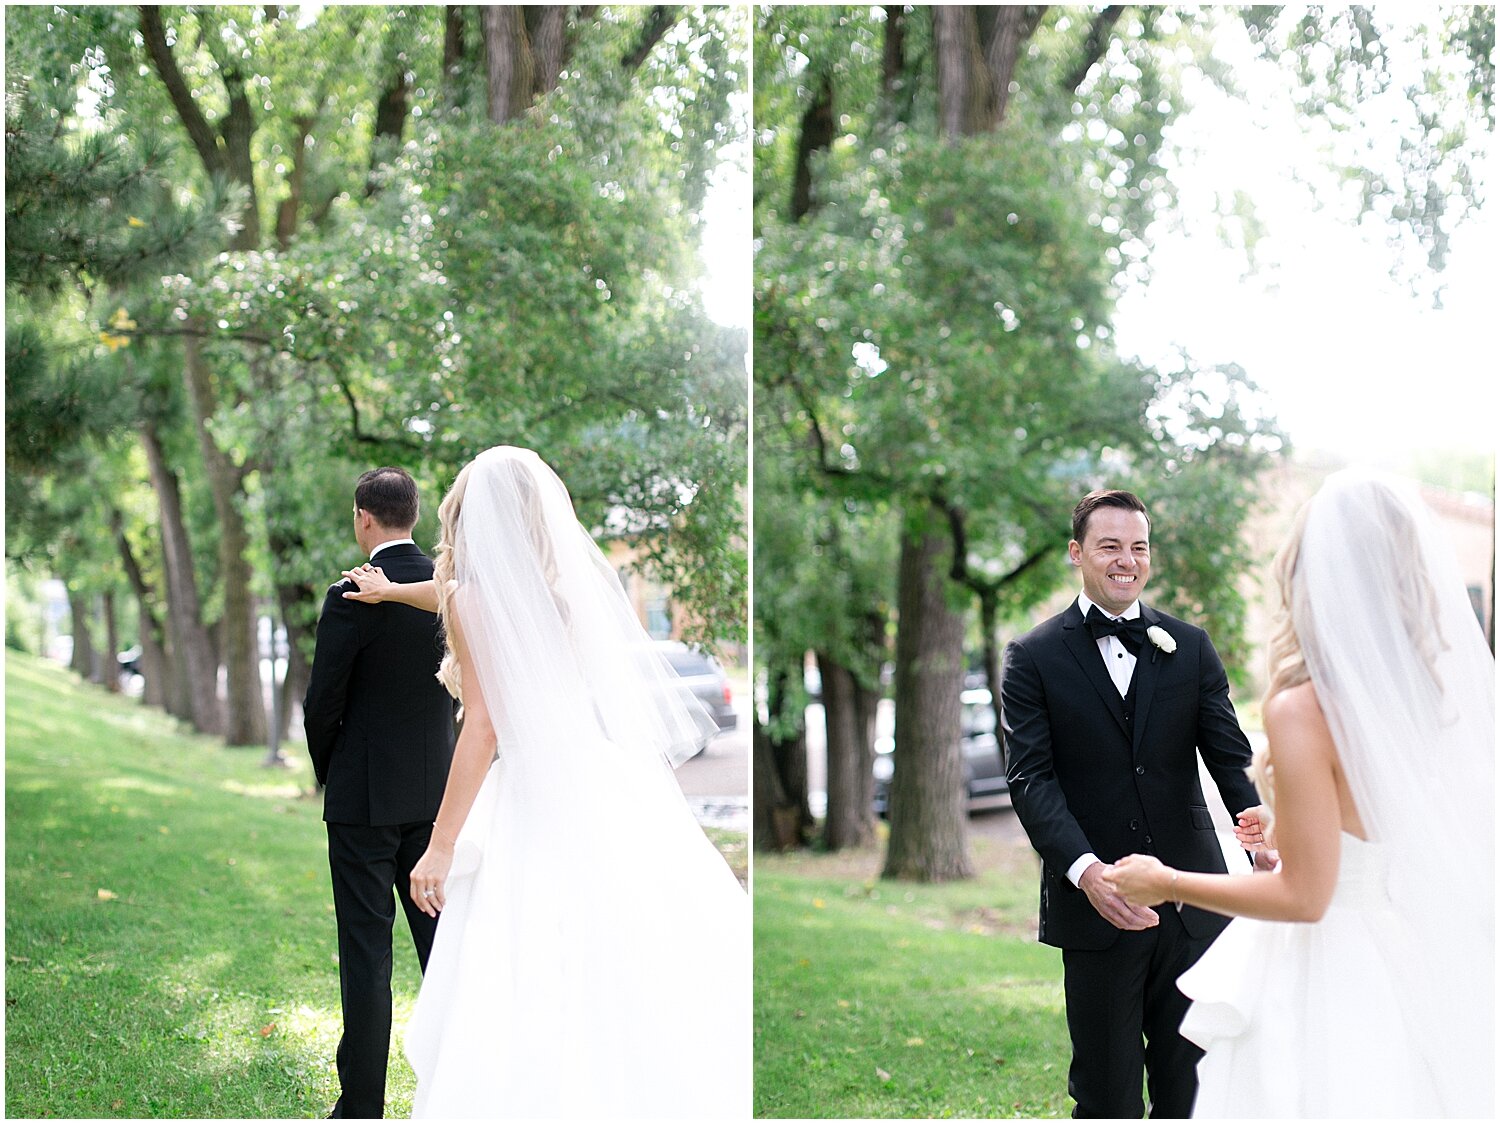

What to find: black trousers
left=1060, top=904, right=1211, bottom=1119
left=327, top=820, right=440, bottom=1119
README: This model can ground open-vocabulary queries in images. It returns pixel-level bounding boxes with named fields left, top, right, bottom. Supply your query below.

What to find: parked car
left=653, top=641, right=737, bottom=753
left=872, top=687, right=1008, bottom=814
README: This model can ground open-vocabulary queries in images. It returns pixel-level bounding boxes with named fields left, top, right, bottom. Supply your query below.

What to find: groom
left=303, top=467, right=456, bottom=1118
left=1001, top=489, right=1260, bottom=1118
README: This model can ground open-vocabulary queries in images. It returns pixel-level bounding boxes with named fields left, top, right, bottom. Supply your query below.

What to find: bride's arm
left=339, top=564, right=440, bottom=613
left=408, top=606, right=496, bottom=917
left=1106, top=681, right=1343, bottom=924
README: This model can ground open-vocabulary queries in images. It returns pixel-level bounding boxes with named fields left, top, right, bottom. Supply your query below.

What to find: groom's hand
left=1079, top=861, right=1160, bottom=930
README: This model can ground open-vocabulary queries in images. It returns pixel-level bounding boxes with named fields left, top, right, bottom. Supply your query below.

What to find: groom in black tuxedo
left=304, top=467, right=456, bottom=1119
left=1001, top=490, right=1260, bottom=1118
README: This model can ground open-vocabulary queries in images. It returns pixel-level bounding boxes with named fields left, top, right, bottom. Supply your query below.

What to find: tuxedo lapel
left=1130, top=604, right=1163, bottom=759
left=1060, top=604, right=1129, bottom=739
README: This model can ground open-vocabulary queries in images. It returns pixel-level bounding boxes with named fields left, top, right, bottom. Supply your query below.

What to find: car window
left=662, top=649, right=713, bottom=677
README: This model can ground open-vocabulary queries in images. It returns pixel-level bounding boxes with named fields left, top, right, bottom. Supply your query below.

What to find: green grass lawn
left=5, top=652, right=746, bottom=1118
left=754, top=834, right=1072, bottom=1119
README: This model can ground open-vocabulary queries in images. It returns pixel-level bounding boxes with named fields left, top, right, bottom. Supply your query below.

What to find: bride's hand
left=1234, top=804, right=1273, bottom=850
left=410, top=839, right=454, bottom=918
left=341, top=563, right=393, bottom=603
left=1102, top=854, right=1173, bottom=908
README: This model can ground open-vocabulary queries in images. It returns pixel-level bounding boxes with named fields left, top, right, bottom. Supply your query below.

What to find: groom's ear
left=1067, top=540, right=1082, bottom=566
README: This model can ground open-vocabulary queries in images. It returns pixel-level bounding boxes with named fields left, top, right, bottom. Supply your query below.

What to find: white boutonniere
left=1146, top=625, right=1177, bottom=655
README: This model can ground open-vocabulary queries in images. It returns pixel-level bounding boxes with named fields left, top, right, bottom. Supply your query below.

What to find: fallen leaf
left=259, top=1023, right=276, bottom=1037
left=111, top=1099, right=124, bottom=1110
left=811, top=898, right=825, bottom=909
left=159, top=827, right=170, bottom=834
left=906, top=1036, right=924, bottom=1047
left=836, top=999, right=851, bottom=1009
left=876, top=1067, right=892, bottom=1082
left=97, top=889, right=118, bottom=901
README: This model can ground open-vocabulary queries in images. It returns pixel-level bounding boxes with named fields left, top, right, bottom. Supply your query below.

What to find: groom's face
left=1069, top=507, right=1151, bottom=615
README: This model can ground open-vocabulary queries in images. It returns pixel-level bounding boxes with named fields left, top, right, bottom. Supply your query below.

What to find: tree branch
left=1061, top=5, right=1127, bottom=94
left=139, top=7, right=223, bottom=176
left=621, top=5, right=679, bottom=72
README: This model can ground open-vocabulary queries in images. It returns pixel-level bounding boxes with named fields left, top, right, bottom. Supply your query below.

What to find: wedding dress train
left=403, top=738, right=749, bottom=1119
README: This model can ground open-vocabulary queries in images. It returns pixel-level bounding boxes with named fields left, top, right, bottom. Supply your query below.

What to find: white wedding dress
left=1179, top=834, right=1442, bottom=1118
left=399, top=447, right=750, bottom=1119
left=403, top=739, right=749, bottom=1118
left=1176, top=471, right=1494, bottom=1119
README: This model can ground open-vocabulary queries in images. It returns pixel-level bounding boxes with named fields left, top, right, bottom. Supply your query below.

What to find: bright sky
left=1113, top=18, right=1497, bottom=466
left=698, top=91, right=752, bottom=332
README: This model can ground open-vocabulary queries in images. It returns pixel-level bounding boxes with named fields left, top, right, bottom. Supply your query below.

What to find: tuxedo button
left=1144, top=835, right=1153, bottom=845
left=1135, top=765, right=1146, bottom=775
left=1129, top=819, right=1139, bottom=831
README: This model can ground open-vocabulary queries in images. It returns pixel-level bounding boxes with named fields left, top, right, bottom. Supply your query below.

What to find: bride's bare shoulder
left=1263, top=681, right=1336, bottom=760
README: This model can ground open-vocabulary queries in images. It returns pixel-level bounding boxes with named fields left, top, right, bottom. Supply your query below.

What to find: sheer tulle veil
left=403, top=446, right=749, bottom=1118
left=1288, top=469, right=1494, bottom=1115
left=436, top=445, right=719, bottom=769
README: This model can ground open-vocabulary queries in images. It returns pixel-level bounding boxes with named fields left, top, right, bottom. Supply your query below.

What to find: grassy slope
left=5, top=652, right=746, bottom=1117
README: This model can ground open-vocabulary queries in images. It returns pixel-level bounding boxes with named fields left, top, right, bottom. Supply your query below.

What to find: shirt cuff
left=1067, top=852, right=1101, bottom=887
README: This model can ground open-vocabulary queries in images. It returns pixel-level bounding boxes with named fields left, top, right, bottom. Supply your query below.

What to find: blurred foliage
left=6, top=5, right=750, bottom=671
left=753, top=5, right=1287, bottom=688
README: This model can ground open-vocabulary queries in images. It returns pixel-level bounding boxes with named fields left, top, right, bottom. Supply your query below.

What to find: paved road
left=673, top=671, right=749, bottom=830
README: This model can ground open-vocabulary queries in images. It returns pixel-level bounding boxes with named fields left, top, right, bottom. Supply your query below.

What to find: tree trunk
left=791, top=71, right=834, bottom=221
left=753, top=715, right=797, bottom=851
left=140, top=422, right=222, bottom=733
left=277, top=114, right=315, bottom=245
left=881, top=4, right=908, bottom=120
left=481, top=6, right=535, bottom=124
left=883, top=505, right=972, bottom=881
left=524, top=6, right=570, bottom=101
left=818, top=650, right=877, bottom=850
left=443, top=5, right=467, bottom=108
left=933, top=6, right=998, bottom=138
left=112, top=507, right=168, bottom=708
left=274, top=581, right=315, bottom=739
left=753, top=662, right=812, bottom=850
left=101, top=590, right=121, bottom=692
left=67, top=587, right=96, bottom=679
left=978, top=588, right=1006, bottom=771
left=182, top=333, right=266, bottom=746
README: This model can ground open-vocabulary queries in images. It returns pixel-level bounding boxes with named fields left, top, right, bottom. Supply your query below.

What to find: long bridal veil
left=1292, top=470, right=1494, bottom=1116
left=404, top=446, right=748, bottom=1118
left=446, top=445, right=720, bottom=769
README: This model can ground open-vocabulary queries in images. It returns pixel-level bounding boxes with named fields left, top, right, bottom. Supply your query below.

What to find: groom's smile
left=1069, top=507, right=1152, bottom=616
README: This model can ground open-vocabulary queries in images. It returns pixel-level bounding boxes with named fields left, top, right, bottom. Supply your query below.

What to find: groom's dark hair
left=355, top=467, right=420, bottom=530
left=1072, top=490, right=1150, bottom=544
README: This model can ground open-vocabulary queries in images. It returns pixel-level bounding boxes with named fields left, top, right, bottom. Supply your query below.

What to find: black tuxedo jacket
left=303, top=543, right=456, bottom=826
left=1001, top=600, right=1259, bottom=951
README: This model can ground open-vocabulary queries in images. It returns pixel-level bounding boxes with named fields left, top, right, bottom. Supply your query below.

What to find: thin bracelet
left=1169, top=868, right=1181, bottom=905
left=433, top=823, right=458, bottom=849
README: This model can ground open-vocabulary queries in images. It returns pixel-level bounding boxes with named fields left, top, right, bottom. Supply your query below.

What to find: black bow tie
left=1086, top=606, right=1146, bottom=656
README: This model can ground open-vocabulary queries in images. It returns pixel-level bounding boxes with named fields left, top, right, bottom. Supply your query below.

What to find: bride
left=339, top=446, right=749, bottom=1118
left=1106, top=469, right=1494, bottom=1117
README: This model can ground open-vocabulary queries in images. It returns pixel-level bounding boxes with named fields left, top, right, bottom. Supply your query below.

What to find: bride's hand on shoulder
left=410, top=840, right=453, bottom=918
left=1103, top=854, right=1172, bottom=908
left=341, top=563, right=393, bottom=603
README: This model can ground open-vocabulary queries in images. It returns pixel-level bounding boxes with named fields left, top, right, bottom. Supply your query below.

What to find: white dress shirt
left=369, top=537, right=415, bottom=560
left=1066, top=592, right=1143, bottom=888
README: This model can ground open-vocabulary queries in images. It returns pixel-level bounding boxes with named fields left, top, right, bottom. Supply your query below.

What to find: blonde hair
left=1253, top=480, right=1450, bottom=816
left=432, top=461, right=476, bottom=705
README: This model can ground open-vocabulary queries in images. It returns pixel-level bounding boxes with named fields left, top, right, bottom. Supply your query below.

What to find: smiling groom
left=1000, top=489, right=1260, bottom=1118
